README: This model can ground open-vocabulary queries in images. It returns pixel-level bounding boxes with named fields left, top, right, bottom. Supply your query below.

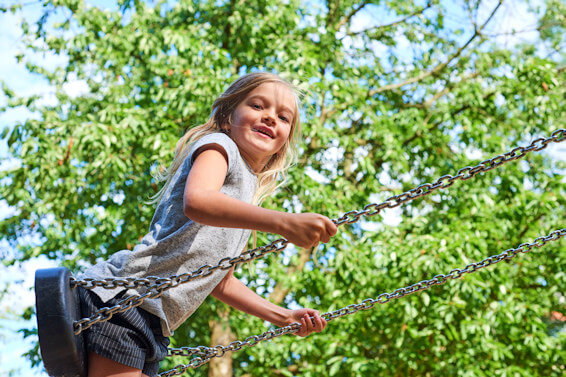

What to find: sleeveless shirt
left=81, top=133, right=258, bottom=336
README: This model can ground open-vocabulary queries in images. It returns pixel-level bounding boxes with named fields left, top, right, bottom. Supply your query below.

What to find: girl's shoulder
left=194, top=132, right=236, bottom=150
left=187, top=132, right=239, bottom=168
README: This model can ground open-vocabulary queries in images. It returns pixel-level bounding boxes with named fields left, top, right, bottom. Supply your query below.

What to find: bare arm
left=211, top=268, right=326, bottom=337
left=184, top=147, right=337, bottom=249
left=189, top=146, right=330, bottom=336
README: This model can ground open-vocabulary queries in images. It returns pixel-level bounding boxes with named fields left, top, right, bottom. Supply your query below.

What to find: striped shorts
left=78, top=287, right=170, bottom=376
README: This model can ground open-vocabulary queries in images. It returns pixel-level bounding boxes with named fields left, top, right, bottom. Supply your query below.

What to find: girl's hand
left=280, top=213, right=338, bottom=249
left=287, top=308, right=327, bottom=337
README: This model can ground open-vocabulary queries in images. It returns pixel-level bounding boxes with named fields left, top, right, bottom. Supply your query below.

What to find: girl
left=78, top=72, right=338, bottom=377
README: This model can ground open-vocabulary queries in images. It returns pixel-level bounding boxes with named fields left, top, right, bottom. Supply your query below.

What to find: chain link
left=159, top=228, right=565, bottom=375
left=160, top=323, right=304, bottom=376
left=332, top=129, right=565, bottom=226
left=71, top=129, right=565, bottom=335
left=72, top=239, right=290, bottom=334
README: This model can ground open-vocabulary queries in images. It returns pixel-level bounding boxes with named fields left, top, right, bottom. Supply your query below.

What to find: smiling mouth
left=252, top=126, right=274, bottom=138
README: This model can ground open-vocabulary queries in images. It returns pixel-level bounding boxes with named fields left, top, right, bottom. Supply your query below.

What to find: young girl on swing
left=78, top=72, right=338, bottom=377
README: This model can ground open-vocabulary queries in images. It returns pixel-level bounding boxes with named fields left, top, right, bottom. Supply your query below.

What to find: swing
left=35, top=267, right=87, bottom=377
left=34, top=129, right=565, bottom=377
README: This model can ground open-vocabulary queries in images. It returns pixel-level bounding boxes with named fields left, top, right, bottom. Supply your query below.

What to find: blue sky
left=0, top=2, right=118, bottom=375
left=0, top=3, right=52, bottom=375
left=0, top=0, right=563, bottom=376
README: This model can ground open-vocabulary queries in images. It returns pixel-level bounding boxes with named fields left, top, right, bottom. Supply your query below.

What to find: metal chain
left=332, top=128, right=565, bottom=226
left=72, top=239, right=289, bottom=334
left=71, top=128, right=565, bottom=334
left=159, top=228, right=566, bottom=376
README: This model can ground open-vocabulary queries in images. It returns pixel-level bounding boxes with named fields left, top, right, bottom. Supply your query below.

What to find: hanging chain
left=332, top=128, right=565, bottom=226
left=71, top=128, right=565, bottom=334
left=72, top=239, right=289, bottom=334
left=159, top=228, right=566, bottom=376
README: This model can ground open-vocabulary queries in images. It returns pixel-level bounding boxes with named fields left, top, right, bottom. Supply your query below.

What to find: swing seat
left=35, top=267, right=87, bottom=377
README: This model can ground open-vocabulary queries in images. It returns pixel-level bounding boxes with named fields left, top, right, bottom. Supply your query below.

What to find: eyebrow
left=248, top=94, right=294, bottom=115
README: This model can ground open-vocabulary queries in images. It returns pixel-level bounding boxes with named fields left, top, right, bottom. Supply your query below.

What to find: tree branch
left=402, top=72, right=481, bottom=109
left=268, top=247, right=313, bottom=304
left=335, top=0, right=370, bottom=30
left=348, top=1, right=432, bottom=36
left=517, top=213, right=545, bottom=241
left=402, top=90, right=497, bottom=147
left=369, top=0, right=503, bottom=95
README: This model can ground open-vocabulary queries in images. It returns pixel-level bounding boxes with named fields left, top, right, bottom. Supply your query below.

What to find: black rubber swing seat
left=35, top=267, right=87, bottom=377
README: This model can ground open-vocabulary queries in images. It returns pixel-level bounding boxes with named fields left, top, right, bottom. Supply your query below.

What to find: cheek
left=280, top=123, right=292, bottom=140
left=277, top=125, right=292, bottom=149
left=232, top=109, right=256, bottom=126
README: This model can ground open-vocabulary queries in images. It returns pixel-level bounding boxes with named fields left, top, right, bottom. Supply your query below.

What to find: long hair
left=151, top=72, right=302, bottom=206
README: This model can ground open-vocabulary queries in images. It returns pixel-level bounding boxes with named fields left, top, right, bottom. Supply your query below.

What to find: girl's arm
left=184, top=147, right=337, bottom=249
left=211, top=268, right=326, bottom=337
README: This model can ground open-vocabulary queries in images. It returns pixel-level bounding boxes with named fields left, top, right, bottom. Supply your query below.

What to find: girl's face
left=225, top=82, right=295, bottom=173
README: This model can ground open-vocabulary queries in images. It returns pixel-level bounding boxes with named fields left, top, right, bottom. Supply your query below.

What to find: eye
left=251, top=103, right=262, bottom=110
left=279, top=115, right=290, bottom=123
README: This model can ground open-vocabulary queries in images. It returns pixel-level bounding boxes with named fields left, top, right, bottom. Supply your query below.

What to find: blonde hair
left=151, top=72, right=302, bottom=206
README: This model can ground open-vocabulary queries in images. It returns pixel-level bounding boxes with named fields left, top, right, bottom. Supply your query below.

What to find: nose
left=262, top=111, right=276, bottom=126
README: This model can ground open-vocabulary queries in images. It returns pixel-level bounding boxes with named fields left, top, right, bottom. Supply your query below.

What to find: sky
left=0, top=0, right=563, bottom=376
left=0, top=2, right=118, bottom=375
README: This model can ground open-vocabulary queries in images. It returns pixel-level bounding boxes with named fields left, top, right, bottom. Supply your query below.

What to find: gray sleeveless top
left=81, top=133, right=257, bottom=336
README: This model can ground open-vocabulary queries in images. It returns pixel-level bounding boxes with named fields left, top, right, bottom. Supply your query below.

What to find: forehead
left=246, top=82, right=296, bottom=114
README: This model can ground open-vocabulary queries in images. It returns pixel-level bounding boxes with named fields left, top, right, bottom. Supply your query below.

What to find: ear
left=220, top=120, right=231, bottom=133
left=220, top=113, right=232, bottom=133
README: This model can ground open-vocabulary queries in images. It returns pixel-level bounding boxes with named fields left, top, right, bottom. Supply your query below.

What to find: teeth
left=254, top=128, right=272, bottom=137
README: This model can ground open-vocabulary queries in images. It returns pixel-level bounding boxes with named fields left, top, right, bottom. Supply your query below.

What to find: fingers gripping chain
left=71, top=129, right=565, bottom=335
left=160, top=229, right=566, bottom=376
left=62, top=129, right=565, bottom=375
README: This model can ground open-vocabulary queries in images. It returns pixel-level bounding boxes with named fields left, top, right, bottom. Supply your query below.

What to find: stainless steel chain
left=72, top=238, right=289, bottom=334
left=332, top=128, right=565, bottom=226
left=159, top=228, right=566, bottom=376
left=71, top=128, right=565, bottom=335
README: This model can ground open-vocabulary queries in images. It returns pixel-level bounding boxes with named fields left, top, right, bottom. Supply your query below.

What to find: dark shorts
left=78, top=287, right=170, bottom=377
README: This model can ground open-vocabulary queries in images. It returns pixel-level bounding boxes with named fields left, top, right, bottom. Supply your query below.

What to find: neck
left=240, top=152, right=269, bottom=174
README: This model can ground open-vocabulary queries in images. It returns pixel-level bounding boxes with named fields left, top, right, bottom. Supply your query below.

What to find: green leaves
left=2, top=0, right=566, bottom=375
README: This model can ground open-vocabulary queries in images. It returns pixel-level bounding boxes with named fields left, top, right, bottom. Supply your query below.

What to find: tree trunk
left=269, top=247, right=313, bottom=304
left=208, top=307, right=235, bottom=377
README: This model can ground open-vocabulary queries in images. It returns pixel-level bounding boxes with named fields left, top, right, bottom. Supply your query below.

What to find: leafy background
left=1, top=0, right=565, bottom=376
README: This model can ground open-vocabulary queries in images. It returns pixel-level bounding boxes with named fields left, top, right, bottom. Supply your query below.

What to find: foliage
left=1, top=0, right=565, bottom=376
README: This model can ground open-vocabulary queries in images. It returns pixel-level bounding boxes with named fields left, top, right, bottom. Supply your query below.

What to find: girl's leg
left=88, top=352, right=145, bottom=377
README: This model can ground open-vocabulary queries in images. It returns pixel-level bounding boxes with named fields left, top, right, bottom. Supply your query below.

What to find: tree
left=1, top=0, right=565, bottom=376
